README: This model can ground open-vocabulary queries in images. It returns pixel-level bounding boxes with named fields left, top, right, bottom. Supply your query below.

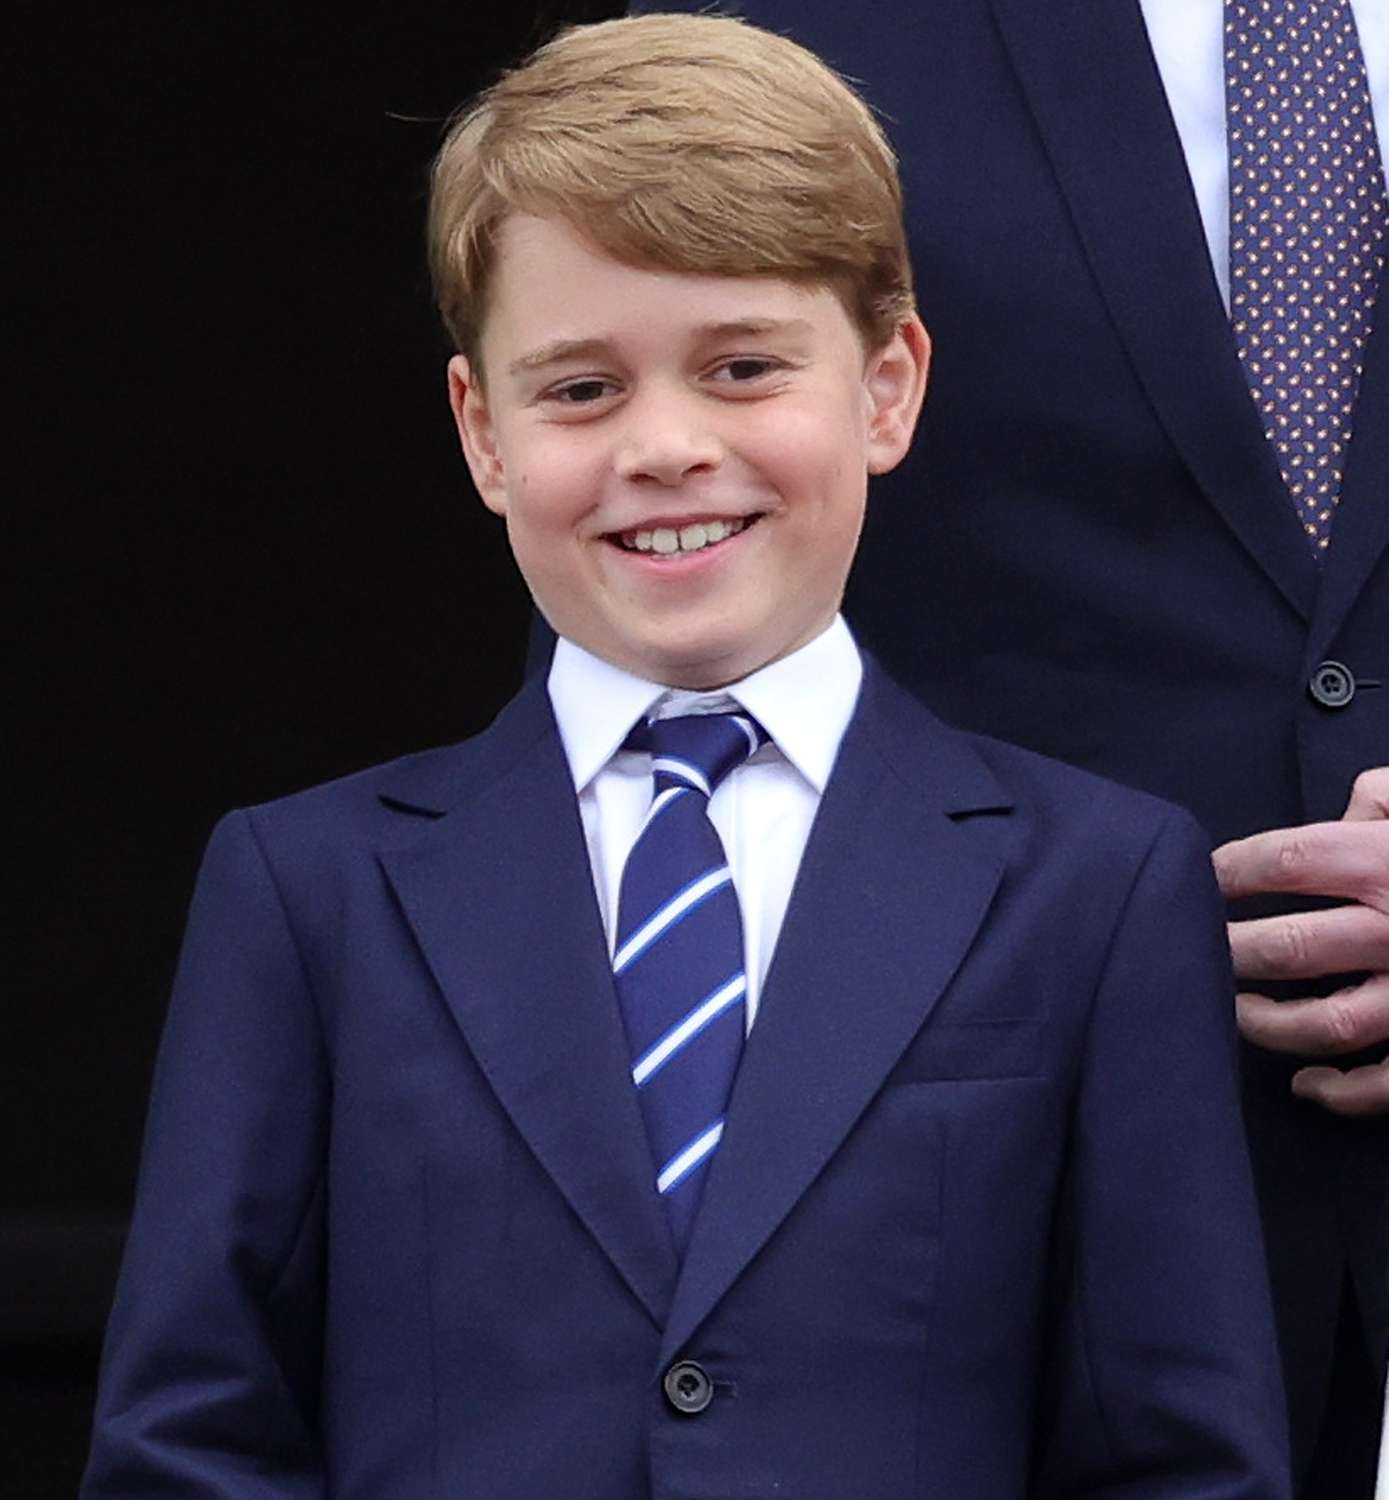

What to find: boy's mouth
left=611, top=515, right=760, bottom=556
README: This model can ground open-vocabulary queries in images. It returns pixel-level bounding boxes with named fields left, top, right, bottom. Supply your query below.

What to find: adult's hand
left=1212, top=768, right=1389, bottom=1117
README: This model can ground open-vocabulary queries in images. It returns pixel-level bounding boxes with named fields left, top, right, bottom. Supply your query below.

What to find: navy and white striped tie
left=614, top=710, right=766, bottom=1253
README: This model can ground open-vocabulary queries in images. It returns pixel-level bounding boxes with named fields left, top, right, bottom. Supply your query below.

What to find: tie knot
left=628, top=711, right=766, bottom=798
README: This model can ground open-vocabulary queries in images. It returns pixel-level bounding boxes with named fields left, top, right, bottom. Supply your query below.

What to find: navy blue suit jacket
left=84, top=663, right=1288, bottom=1498
left=641, top=0, right=1389, bottom=1480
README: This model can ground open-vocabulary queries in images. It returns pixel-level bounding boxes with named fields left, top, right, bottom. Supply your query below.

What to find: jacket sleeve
left=1034, top=805, right=1291, bottom=1500
left=82, top=810, right=328, bottom=1499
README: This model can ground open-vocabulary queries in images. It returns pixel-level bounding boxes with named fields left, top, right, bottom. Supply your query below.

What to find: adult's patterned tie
left=613, top=710, right=765, bottom=1254
left=1226, top=0, right=1388, bottom=554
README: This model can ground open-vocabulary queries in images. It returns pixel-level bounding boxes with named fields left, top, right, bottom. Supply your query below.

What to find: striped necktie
left=1226, top=0, right=1389, bottom=554
left=613, top=710, right=766, bottom=1254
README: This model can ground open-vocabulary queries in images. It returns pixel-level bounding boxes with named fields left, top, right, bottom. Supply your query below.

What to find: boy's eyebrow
left=698, top=317, right=817, bottom=342
left=507, top=319, right=817, bottom=377
left=508, top=338, right=611, bottom=377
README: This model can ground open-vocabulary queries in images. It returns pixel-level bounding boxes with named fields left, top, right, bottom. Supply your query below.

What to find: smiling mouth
left=612, top=515, right=760, bottom=556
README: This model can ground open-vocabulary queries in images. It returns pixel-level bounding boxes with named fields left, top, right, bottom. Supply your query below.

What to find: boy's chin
left=557, top=630, right=759, bottom=691
left=614, top=631, right=803, bottom=691
left=549, top=600, right=837, bottom=688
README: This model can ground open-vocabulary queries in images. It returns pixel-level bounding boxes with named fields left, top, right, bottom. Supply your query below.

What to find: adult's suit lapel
left=378, top=680, right=679, bottom=1328
left=659, top=665, right=1014, bottom=1366
left=989, top=0, right=1320, bottom=621
left=1313, top=301, right=1389, bottom=653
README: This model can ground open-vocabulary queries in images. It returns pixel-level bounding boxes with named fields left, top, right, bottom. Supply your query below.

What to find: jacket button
left=1308, top=660, right=1356, bottom=709
left=663, top=1359, right=714, bottom=1414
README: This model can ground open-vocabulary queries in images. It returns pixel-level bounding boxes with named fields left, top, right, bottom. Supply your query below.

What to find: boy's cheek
left=504, top=454, right=608, bottom=535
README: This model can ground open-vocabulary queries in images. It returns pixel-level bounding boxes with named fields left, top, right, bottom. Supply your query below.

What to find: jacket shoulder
left=971, top=729, right=1209, bottom=845
left=236, top=677, right=555, bottom=849
left=861, top=658, right=1212, bottom=860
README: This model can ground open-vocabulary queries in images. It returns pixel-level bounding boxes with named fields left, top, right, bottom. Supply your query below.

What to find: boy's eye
left=549, top=378, right=615, bottom=404
left=710, top=357, right=780, bottom=383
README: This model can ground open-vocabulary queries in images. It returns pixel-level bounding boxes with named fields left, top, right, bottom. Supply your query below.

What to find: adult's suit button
left=663, top=1360, right=713, bottom=1414
left=1308, top=661, right=1356, bottom=709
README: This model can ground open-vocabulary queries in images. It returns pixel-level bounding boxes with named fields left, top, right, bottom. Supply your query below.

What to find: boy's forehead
left=481, top=214, right=860, bottom=366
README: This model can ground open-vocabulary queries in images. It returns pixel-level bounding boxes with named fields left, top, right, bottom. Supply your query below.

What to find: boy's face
left=450, top=214, right=928, bottom=689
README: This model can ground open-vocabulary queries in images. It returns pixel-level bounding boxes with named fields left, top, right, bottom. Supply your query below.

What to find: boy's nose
left=614, top=392, right=723, bottom=486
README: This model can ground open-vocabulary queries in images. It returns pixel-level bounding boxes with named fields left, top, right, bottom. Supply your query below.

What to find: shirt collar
left=547, top=616, right=863, bottom=796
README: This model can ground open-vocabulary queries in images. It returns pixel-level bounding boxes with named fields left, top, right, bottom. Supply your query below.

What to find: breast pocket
left=888, top=1016, right=1042, bottom=1084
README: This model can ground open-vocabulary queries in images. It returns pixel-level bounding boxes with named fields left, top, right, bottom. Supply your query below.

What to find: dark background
left=9, top=4, right=621, bottom=1493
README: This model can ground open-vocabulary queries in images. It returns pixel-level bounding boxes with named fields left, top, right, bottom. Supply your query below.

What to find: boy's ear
left=864, top=315, right=931, bottom=476
left=447, top=354, right=509, bottom=516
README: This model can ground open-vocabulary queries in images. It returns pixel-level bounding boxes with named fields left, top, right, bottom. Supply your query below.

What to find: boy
left=83, top=14, right=1290, bottom=1498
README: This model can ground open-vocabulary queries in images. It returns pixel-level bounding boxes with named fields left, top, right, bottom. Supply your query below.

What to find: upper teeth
left=622, top=518, right=747, bottom=554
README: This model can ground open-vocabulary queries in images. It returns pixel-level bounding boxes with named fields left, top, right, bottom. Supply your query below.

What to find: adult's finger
left=1235, top=975, right=1389, bottom=1057
left=1227, top=903, right=1389, bottom=980
left=1212, top=818, right=1389, bottom=906
left=1343, top=766, right=1389, bottom=822
left=1291, top=1059, right=1389, bottom=1117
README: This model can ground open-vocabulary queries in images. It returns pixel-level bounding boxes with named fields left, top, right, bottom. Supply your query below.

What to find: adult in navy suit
left=639, top=1, right=1389, bottom=1494
left=84, top=14, right=1289, bottom=1496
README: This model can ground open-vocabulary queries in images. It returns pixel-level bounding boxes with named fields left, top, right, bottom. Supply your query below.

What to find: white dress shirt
left=1138, top=0, right=1389, bottom=308
left=547, top=616, right=863, bottom=1028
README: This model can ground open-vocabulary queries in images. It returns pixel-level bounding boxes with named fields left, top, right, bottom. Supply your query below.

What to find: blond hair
left=428, top=12, right=913, bottom=363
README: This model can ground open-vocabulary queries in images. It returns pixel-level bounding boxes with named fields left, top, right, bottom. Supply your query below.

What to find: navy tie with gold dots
left=1225, top=0, right=1388, bottom=554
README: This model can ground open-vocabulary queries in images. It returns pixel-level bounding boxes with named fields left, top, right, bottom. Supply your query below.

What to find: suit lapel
left=378, top=682, right=678, bottom=1328
left=1314, top=312, right=1389, bottom=649
left=989, top=0, right=1318, bottom=621
left=658, top=666, right=1013, bottom=1365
